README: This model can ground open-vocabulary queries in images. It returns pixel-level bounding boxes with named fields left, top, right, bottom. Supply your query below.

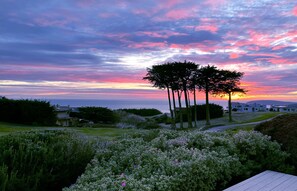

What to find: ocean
left=48, top=99, right=229, bottom=113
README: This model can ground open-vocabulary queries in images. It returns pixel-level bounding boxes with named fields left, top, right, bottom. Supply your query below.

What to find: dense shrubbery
left=0, top=130, right=95, bottom=191
left=255, top=114, right=297, bottom=174
left=0, top=98, right=56, bottom=125
left=176, top=103, right=224, bottom=122
left=191, top=103, right=224, bottom=120
left=70, top=107, right=118, bottom=124
left=119, top=108, right=162, bottom=116
left=65, top=130, right=291, bottom=191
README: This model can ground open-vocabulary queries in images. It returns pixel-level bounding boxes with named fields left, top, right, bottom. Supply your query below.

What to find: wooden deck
left=224, top=170, right=297, bottom=191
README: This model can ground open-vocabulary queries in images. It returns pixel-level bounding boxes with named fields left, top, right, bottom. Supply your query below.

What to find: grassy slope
left=176, top=112, right=282, bottom=129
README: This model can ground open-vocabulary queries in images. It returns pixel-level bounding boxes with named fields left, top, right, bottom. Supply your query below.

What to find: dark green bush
left=137, top=121, right=161, bottom=129
left=0, top=130, right=95, bottom=191
left=0, top=98, right=56, bottom=126
left=119, top=108, right=162, bottom=116
left=70, top=107, right=118, bottom=124
left=191, top=103, right=224, bottom=120
left=255, top=114, right=297, bottom=174
left=176, top=103, right=224, bottom=122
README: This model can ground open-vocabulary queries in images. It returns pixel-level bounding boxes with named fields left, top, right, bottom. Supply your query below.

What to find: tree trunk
left=193, top=88, right=197, bottom=128
left=171, top=89, right=177, bottom=119
left=166, top=86, right=175, bottom=129
left=228, top=92, right=233, bottom=122
left=183, top=83, right=193, bottom=128
left=178, top=91, right=183, bottom=129
left=205, top=87, right=211, bottom=126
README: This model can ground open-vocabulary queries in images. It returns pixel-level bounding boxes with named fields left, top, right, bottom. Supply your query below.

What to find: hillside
left=246, top=100, right=296, bottom=106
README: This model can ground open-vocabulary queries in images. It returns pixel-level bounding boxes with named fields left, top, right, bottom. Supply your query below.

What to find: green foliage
left=71, top=107, right=118, bottom=124
left=0, top=99, right=56, bottom=126
left=153, top=114, right=171, bottom=124
left=0, top=130, right=95, bottom=191
left=119, top=108, right=162, bottom=116
left=65, top=130, right=291, bottom=191
left=255, top=114, right=297, bottom=174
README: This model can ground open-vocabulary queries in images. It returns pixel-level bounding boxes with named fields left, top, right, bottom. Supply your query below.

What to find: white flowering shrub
left=64, top=130, right=291, bottom=191
left=115, top=110, right=145, bottom=129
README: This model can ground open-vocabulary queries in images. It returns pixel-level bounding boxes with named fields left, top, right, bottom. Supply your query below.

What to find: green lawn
left=0, top=122, right=138, bottom=139
left=240, top=112, right=281, bottom=123
left=0, top=122, right=39, bottom=136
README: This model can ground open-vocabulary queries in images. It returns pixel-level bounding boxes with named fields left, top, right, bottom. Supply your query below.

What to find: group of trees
left=144, top=61, right=246, bottom=129
left=0, top=97, right=56, bottom=125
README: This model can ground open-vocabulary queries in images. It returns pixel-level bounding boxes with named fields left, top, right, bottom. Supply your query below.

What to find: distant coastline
left=48, top=99, right=229, bottom=113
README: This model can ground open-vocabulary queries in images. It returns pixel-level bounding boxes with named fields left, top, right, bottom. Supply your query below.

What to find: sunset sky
left=0, top=0, right=297, bottom=102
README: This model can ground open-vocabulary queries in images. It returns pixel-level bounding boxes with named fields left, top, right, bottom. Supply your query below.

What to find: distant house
left=55, top=105, right=74, bottom=126
left=271, top=105, right=297, bottom=112
left=229, top=102, right=297, bottom=113
left=230, top=102, right=266, bottom=112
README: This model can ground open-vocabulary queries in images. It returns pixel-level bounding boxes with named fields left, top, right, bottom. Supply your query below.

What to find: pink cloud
left=267, top=58, right=296, bottom=65
left=265, top=75, right=284, bottom=81
left=164, top=9, right=194, bottom=20
left=293, top=5, right=297, bottom=16
left=195, top=25, right=218, bottom=33
left=229, top=53, right=239, bottom=59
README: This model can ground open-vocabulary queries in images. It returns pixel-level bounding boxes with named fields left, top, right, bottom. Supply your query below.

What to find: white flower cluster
left=64, top=130, right=290, bottom=191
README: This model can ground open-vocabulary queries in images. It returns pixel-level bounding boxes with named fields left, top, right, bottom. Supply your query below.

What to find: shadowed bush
left=0, top=98, right=56, bottom=126
left=255, top=114, right=297, bottom=174
left=0, top=130, right=95, bottom=191
left=119, top=108, right=162, bottom=117
left=70, top=107, right=118, bottom=124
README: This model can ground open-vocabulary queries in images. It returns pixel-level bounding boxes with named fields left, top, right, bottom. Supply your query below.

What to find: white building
left=55, top=105, right=73, bottom=126
left=230, top=102, right=266, bottom=112
left=229, top=102, right=297, bottom=113
left=270, top=105, right=297, bottom=112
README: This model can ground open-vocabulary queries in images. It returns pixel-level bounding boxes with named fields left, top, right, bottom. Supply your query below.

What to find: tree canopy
left=144, top=61, right=246, bottom=128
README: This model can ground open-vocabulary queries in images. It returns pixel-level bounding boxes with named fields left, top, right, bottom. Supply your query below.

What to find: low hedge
left=119, top=108, right=162, bottom=117
left=0, top=130, right=95, bottom=191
